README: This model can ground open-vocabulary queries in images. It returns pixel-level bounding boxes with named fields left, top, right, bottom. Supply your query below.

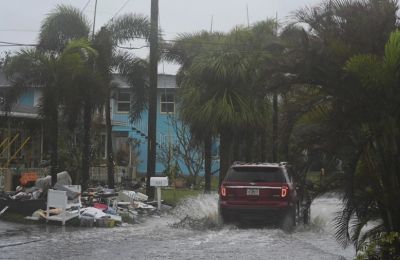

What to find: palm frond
left=38, top=4, right=90, bottom=52
left=114, top=51, right=149, bottom=121
left=345, top=54, right=382, bottom=89
left=108, top=14, right=150, bottom=44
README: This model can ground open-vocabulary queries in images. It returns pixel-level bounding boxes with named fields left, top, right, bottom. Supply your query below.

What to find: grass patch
left=161, top=188, right=202, bottom=206
left=161, top=176, right=220, bottom=206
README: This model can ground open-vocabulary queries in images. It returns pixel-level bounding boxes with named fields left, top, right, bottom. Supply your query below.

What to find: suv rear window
left=224, top=167, right=286, bottom=182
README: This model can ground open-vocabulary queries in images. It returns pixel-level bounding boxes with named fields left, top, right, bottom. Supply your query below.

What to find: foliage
left=38, top=5, right=90, bottom=52
left=171, top=24, right=278, bottom=184
left=3, top=39, right=96, bottom=184
left=168, top=0, right=400, bottom=255
left=333, top=30, right=400, bottom=251
left=288, top=0, right=400, bottom=254
left=357, top=232, right=400, bottom=260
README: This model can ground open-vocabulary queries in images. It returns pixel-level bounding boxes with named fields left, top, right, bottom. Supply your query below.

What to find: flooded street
left=0, top=194, right=355, bottom=260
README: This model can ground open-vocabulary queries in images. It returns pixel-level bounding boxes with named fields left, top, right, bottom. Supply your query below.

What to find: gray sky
left=0, top=0, right=321, bottom=74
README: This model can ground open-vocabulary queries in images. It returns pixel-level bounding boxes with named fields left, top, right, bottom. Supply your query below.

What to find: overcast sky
left=0, top=0, right=321, bottom=74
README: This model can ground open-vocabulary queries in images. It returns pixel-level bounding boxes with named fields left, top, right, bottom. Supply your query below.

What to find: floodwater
left=0, top=193, right=355, bottom=260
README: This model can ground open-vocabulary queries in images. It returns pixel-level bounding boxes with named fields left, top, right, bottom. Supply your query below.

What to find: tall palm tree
left=291, top=0, right=399, bottom=254
left=334, top=31, right=400, bottom=253
left=38, top=5, right=90, bottom=52
left=38, top=5, right=102, bottom=190
left=95, top=15, right=150, bottom=188
left=165, top=31, right=224, bottom=192
left=4, top=40, right=97, bottom=185
left=38, top=5, right=150, bottom=188
left=179, top=27, right=273, bottom=185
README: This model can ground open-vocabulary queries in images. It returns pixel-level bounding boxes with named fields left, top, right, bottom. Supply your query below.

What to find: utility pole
left=272, top=12, right=278, bottom=163
left=146, top=0, right=159, bottom=199
left=210, top=15, right=213, bottom=33
left=92, top=0, right=98, bottom=38
left=246, top=4, right=250, bottom=28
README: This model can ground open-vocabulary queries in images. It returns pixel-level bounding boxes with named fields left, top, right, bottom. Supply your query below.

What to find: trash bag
left=55, top=171, right=72, bottom=186
left=34, top=176, right=52, bottom=194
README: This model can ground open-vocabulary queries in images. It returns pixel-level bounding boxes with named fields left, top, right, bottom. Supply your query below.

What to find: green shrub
left=357, top=232, right=400, bottom=260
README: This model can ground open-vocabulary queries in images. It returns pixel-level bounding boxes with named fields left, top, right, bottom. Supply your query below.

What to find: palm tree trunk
left=219, top=131, right=232, bottom=187
left=50, top=109, right=58, bottom=186
left=260, top=131, right=266, bottom=162
left=204, top=134, right=212, bottom=193
left=81, top=100, right=92, bottom=191
left=105, top=89, right=115, bottom=188
left=245, top=134, right=253, bottom=162
left=272, top=91, right=278, bottom=162
left=232, top=137, right=240, bottom=162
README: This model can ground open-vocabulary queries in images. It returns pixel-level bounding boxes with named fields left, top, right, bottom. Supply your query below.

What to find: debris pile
left=0, top=171, right=163, bottom=227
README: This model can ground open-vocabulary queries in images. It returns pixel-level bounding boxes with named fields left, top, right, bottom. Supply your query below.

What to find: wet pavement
left=0, top=194, right=355, bottom=260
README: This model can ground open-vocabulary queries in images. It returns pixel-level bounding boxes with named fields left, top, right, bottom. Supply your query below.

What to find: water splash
left=170, top=192, right=346, bottom=232
left=171, top=193, right=222, bottom=230
left=309, top=194, right=344, bottom=233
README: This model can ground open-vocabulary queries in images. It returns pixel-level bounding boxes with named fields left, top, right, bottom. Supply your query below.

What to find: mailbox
left=150, top=177, right=169, bottom=187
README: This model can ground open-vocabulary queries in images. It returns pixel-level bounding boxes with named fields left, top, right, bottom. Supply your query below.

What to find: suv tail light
left=281, top=186, right=288, bottom=198
left=220, top=186, right=227, bottom=197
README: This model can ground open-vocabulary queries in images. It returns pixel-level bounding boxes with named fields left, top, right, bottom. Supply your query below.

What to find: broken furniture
left=46, top=185, right=81, bottom=225
left=0, top=191, right=46, bottom=216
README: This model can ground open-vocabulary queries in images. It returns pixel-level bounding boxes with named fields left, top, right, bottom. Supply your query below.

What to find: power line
left=81, top=0, right=91, bottom=12
left=0, top=41, right=37, bottom=47
left=109, top=0, right=131, bottom=23
left=117, top=44, right=149, bottom=50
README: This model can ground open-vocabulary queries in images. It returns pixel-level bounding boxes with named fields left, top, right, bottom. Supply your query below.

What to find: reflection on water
left=0, top=193, right=354, bottom=260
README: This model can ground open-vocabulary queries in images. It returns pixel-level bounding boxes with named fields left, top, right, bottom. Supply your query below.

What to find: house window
left=117, top=90, right=130, bottom=112
left=211, top=141, right=219, bottom=158
left=160, top=93, right=175, bottom=114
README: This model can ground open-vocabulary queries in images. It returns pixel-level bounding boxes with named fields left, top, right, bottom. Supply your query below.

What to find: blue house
left=110, top=74, right=219, bottom=177
left=110, top=74, right=176, bottom=174
left=0, top=70, right=219, bottom=180
left=0, top=71, right=44, bottom=168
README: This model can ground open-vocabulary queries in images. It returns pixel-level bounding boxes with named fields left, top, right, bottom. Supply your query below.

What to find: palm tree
left=38, top=5, right=90, bottom=52
left=4, top=39, right=97, bottom=185
left=291, top=0, right=400, bottom=254
left=95, top=15, right=150, bottom=188
left=168, top=22, right=287, bottom=187
left=38, top=5, right=102, bottom=190
left=334, top=31, right=400, bottom=254
left=164, top=31, right=224, bottom=192
left=178, top=27, right=273, bottom=185
left=38, top=5, right=150, bottom=189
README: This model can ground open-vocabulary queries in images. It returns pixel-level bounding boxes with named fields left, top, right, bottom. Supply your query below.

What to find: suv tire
left=281, top=207, right=296, bottom=232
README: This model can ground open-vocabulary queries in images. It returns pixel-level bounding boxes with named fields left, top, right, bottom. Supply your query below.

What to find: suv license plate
left=247, top=188, right=259, bottom=196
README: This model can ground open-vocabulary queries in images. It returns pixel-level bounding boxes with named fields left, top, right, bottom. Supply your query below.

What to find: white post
left=157, top=187, right=161, bottom=210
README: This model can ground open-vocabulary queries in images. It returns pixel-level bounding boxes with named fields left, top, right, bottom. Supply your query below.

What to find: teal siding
left=111, top=75, right=220, bottom=177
